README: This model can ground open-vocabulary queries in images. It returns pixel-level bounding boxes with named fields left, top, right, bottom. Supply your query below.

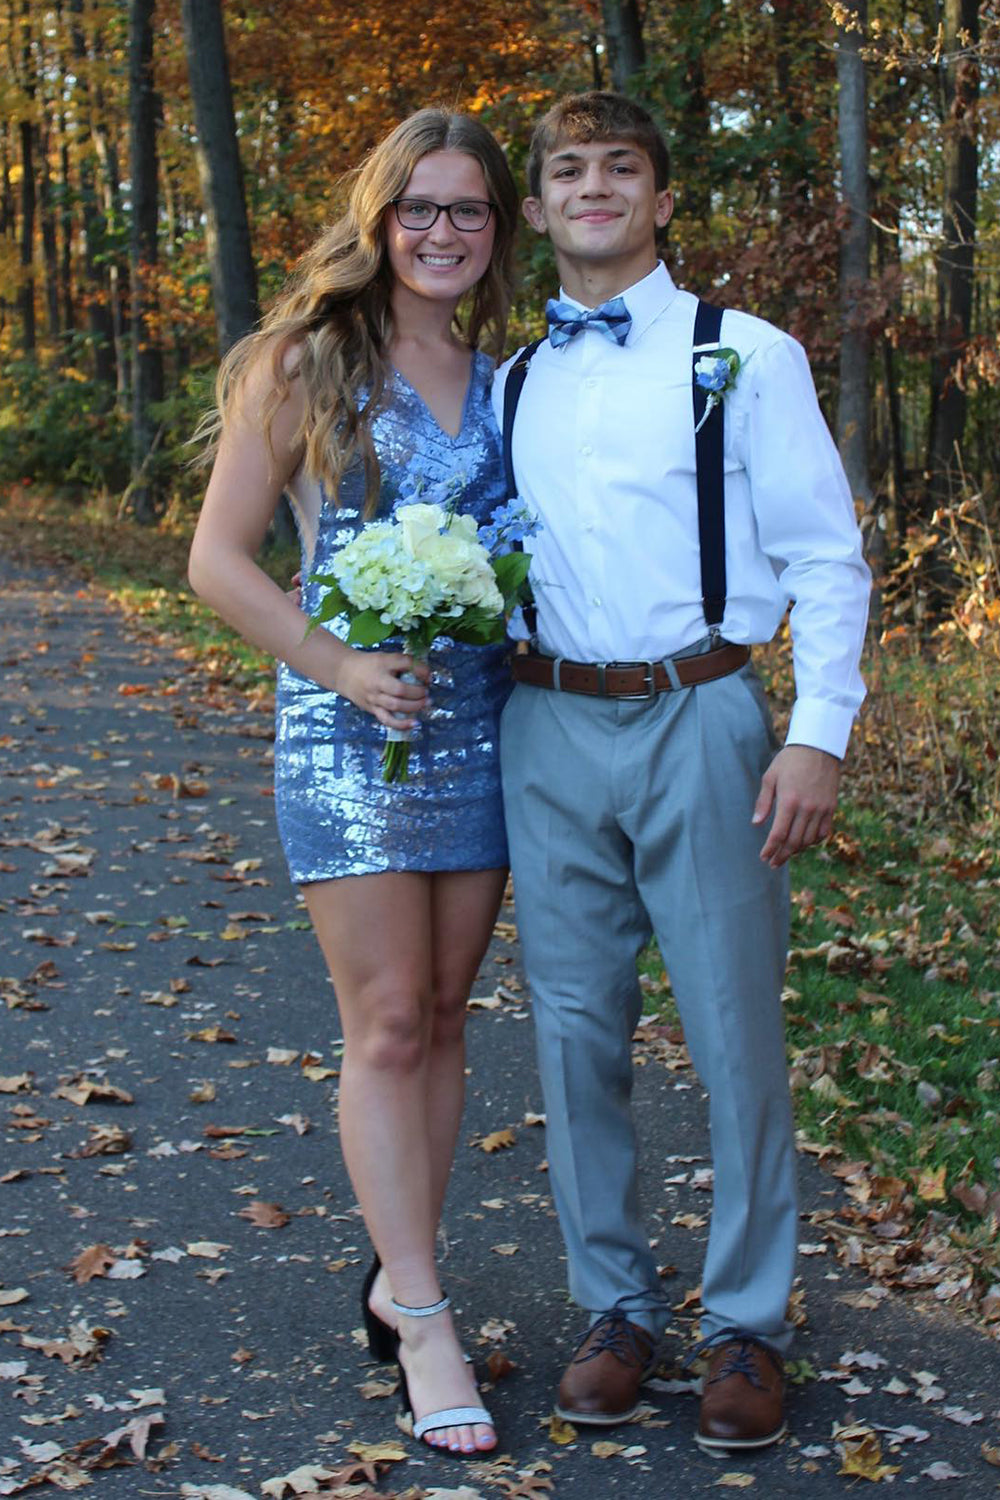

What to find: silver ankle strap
left=391, top=1293, right=451, bottom=1318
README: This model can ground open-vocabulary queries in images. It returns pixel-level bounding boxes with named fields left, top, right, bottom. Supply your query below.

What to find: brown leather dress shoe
left=696, top=1332, right=786, bottom=1452
left=556, top=1307, right=659, bottom=1426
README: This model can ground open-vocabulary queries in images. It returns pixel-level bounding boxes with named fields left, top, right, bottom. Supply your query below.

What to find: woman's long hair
left=203, top=110, right=519, bottom=515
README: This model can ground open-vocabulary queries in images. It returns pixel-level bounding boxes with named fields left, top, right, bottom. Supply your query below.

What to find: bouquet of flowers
left=309, top=492, right=538, bottom=782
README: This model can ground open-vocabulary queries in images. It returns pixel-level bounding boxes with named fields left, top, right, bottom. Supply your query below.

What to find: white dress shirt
left=492, top=262, right=871, bottom=759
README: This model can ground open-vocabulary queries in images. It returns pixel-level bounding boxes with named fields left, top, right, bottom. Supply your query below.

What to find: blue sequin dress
left=274, top=351, right=511, bottom=884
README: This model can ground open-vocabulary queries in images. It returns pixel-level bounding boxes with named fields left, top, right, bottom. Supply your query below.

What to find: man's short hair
left=526, top=92, right=671, bottom=198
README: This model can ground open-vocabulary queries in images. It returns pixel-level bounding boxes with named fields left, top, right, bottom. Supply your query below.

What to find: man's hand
left=752, top=745, right=842, bottom=868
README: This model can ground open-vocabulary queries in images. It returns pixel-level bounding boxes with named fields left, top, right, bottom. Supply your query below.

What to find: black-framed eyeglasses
left=391, top=198, right=496, bottom=232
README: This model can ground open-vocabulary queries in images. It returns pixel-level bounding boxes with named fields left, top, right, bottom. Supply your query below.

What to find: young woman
left=189, top=110, right=519, bottom=1456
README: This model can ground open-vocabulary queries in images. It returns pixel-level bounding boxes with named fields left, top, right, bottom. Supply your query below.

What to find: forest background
left=1, top=1, right=1000, bottom=1324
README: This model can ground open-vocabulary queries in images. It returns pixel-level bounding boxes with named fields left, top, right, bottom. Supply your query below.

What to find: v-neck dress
left=274, top=351, right=511, bottom=883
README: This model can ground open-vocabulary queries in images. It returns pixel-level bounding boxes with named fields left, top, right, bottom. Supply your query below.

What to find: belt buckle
left=607, top=659, right=657, bottom=700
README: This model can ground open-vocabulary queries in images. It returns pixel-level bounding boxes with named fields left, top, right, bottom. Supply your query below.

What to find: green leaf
left=307, top=575, right=349, bottom=632
left=347, top=610, right=394, bottom=647
left=493, top=551, right=532, bottom=593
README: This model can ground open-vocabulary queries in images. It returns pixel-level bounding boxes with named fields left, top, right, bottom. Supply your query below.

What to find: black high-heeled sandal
left=392, top=1292, right=495, bottom=1456
left=360, top=1253, right=399, bottom=1362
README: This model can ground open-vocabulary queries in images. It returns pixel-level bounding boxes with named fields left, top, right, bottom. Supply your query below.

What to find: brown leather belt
left=511, top=643, right=751, bottom=698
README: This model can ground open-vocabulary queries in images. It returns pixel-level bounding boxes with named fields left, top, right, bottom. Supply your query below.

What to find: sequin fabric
left=275, top=352, right=511, bottom=884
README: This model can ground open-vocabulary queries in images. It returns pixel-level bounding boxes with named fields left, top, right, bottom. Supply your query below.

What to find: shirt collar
left=556, top=261, right=679, bottom=346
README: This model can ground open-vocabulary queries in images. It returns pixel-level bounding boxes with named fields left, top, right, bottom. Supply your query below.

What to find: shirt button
left=581, top=444, right=593, bottom=457
left=591, top=596, right=602, bottom=608
left=586, top=378, right=598, bottom=389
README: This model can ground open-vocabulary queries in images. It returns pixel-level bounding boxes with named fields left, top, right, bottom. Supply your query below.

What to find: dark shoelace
left=684, top=1326, right=781, bottom=1388
left=575, top=1290, right=668, bottom=1374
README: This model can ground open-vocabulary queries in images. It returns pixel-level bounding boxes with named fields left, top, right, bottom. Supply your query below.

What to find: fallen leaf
left=66, top=1245, right=116, bottom=1284
left=0, top=1074, right=33, bottom=1094
left=179, top=1486, right=256, bottom=1500
left=486, top=1351, right=516, bottom=1382
left=421, top=1489, right=487, bottom=1500
left=841, top=1350, right=888, bottom=1370
left=0, top=1287, right=29, bottom=1306
left=100, top=1410, right=164, bottom=1459
left=358, top=1376, right=397, bottom=1399
left=264, top=1462, right=350, bottom=1497
left=591, top=1440, right=626, bottom=1457
left=52, top=1076, right=134, bottom=1106
left=476, top=1128, right=516, bottom=1153
left=916, top=1165, right=948, bottom=1202
left=187, top=1025, right=237, bottom=1044
left=238, top=1201, right=289, bottom=1229
left=714, top=1478, right=755, bottom=1490
left=73, top=1124, right=132, bottom=1158
left=186, top=1242, right=230, bottom=1259
left=941, top=1406, right=982, bottom=1426
left=343, top=1440, right=407, bottom=1462
left=547, top=1413, right=577, bottom=1445
left=921, top=1461, right=966, bottom=1480
left=836, top=1424, right=902, bottom=1481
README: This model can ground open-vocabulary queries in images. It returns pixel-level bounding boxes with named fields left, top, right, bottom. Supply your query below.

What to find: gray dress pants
left=500, top=653, right=797, bottom=1351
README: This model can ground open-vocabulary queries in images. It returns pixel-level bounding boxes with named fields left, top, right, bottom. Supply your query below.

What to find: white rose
left=398, top=503, right=446, bottom=555
left=447, top=512, right=479, bottom=545
left=418, top=534, right=503, bottom=613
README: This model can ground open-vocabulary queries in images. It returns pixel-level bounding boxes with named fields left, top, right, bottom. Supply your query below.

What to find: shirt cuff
left=785, top=698, right=860, bottom=761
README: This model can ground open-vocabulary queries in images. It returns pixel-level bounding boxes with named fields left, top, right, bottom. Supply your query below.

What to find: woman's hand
left=334, top=649, right=431, bottom=730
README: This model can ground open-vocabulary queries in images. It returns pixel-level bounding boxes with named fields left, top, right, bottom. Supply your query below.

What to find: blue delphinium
left=478, top=500, right=542, bottom=557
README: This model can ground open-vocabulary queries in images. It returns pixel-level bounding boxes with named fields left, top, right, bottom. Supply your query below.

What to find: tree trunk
left=927, top=0, right=979, bottom=508
left=59, top=128, right=75, bottom=333
left=17, top=2, right=37, bottom=354
left=835, top=0, right=872, bottom=518
left=18, top=117, right=36, bottom=353
left=180, top=0, right=259, bottom=355
left=600, top=0, right=645, bottom=91
left=92, top=101, right=130, bottom=402
left=0, top=122, right=13, bottom=339
left=128, top=0, right=164, bottom=523
left=69, top=0, right=116, bottom=388
left=39, top=132, right=61, bottom=339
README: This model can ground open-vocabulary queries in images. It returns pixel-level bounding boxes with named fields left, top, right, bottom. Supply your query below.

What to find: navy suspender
left=502, top=336, right=543, bottom=501
left=502, top=337, right=543, bottom=636
left=692, top=299, right=726, bottom=629
left=500, top=300, right=727, bottom=637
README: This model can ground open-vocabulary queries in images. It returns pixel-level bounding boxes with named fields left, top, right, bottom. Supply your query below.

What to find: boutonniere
left=694, top=347, right=752, bottom=433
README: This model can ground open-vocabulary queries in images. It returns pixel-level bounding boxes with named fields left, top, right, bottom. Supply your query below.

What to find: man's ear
left=522, top=196, right=547, bottom=235
left=655, top=189, right=674, bottom=231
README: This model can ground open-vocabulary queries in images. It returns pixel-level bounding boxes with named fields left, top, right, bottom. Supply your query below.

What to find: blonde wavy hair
left=204, top=109, right=519, bottom=516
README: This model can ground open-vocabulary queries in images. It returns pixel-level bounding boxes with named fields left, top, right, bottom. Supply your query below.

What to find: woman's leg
left=425, top=867, right=508, bottom=1224
left=303, top=870, right=499, bottom=1452
left=363, top=866, right=507, bottom=1324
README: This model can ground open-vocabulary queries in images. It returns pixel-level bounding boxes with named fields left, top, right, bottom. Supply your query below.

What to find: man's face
left=523, top=137, right=673, bottom=270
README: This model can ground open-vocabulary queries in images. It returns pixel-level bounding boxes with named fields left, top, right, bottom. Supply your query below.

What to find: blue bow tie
left=545, top=295, right=632, bottom=349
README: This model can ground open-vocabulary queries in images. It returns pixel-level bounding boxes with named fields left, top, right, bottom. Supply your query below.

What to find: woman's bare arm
left=188, top=362, right=428, bottom=727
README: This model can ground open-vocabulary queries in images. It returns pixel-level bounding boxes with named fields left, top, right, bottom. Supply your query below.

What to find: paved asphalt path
left=1, top=556, right=998, bottom=1498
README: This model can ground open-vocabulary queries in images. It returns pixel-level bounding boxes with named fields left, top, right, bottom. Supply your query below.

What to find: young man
left=493, top=93, right=870, bottom=1453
